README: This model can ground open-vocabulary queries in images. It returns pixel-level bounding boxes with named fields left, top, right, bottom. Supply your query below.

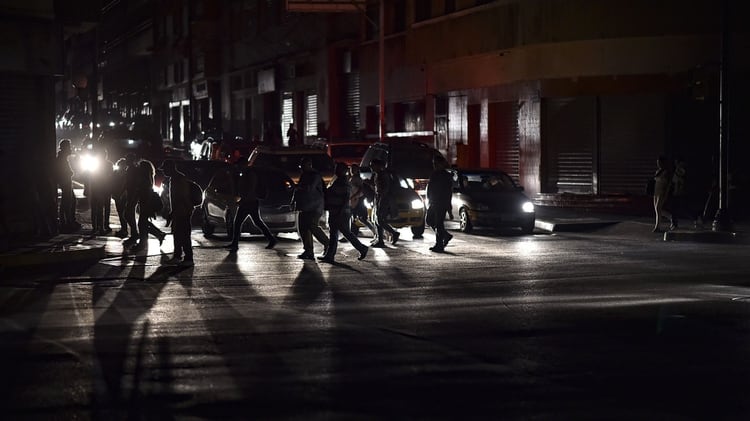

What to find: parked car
left=358, top=172, right=427, bottom=238
left=359, top=139, right=446, bottom=197
left=201, top=165, right=297, bottom=236
left=447, top=168, right=535, bottom=234
left=157, top=159, right=231, bottom=223
left=247, top=145, right=336, bottom=184
left=327, top=141, right=373, bottom=166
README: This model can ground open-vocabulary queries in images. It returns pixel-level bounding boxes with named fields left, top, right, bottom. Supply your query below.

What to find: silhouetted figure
left=161, top=160, right=196, bottom=266
left=55, top=139, right=80, bottom=232
left=320, top=163, right=368, bottom=263
left=122, top=153, right=140, bottom=245
left=370, top=158, right=399, bottom=247
left=348, top=163, right=375, bottom=238
left=426, top=157, right=453, bottom=252
left=226, top=167, right=276, bottom=252
left=90, top=148, right=113, bottom=235
left=294, top=157, right=329, bottom=259
left=131, top=160, right=166, bottom=252
left=652, top=155, right=673, bottom=233
left=669, top=157, right=689, bottom=230
left=286, top=123, right=298, bottom=147
left=112, top=157, right=131, bottom=237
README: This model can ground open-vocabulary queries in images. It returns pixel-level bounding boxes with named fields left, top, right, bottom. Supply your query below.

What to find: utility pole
left=713, top=0, right=732, bottom=232
left=378, top=0, right=385, bottom=143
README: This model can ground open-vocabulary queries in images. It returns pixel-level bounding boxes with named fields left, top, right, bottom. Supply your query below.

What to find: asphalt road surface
left=2, top=223, right=750, bottom=419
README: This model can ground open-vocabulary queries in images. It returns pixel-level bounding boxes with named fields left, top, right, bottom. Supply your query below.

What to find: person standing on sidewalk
left=669, top=157, right=689, bottom=230
left=89, top=147, right=113, bottom=235
left=226, top=167, right=276, bottom=252
left=319, top=163, right=368, bottom=263
left=122, top=154, right=140, bottom=245
left=55, top=139, right=80, bottom=233
left=652, top=155, right=673, bottom=233
left=294, top=157, right=329, bottom=260
left=370, top=158, right=399, bottom=247
left=161, top=160, right=196, bottom=266
left=426, top=157, right=453, bottom=252
left=112, top=157, right=131, bottom=237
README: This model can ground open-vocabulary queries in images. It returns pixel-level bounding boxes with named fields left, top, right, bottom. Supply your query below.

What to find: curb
left=535, top=218, right=619, bottom=233
left=664, top=230, right=745, bottom=244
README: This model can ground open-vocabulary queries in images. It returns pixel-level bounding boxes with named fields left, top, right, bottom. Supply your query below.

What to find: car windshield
left=457, top=171, right=516, bottom=192
left=254, top=153, right=335, bottom=173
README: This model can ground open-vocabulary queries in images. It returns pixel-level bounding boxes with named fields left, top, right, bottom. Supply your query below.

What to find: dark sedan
left=201, top=165, right=297, bottom=236
left=447, top=169, right=535, bottom=234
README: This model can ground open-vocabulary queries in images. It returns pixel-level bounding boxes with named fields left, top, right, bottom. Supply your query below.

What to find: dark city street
left=2, top=211, right=750, bottom=418
left=1, top=0, right=749, bottom=419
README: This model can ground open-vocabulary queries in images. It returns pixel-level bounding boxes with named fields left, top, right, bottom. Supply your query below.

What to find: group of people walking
left=54, top=139, right=196, bottom=266
left=55, top=136, right=457, bottom=268
left=225, top=154, right=456, bottom=263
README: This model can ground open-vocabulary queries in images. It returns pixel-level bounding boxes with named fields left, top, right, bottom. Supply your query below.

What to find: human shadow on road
left=285, top=262, right=327, bottom=308
left=92, top=253, right=183, bottom=417
left=0, top=283, right=55, bottom=411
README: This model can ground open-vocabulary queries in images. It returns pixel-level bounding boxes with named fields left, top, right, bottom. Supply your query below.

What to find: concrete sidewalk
left=534, top=205, right=748, bottom=243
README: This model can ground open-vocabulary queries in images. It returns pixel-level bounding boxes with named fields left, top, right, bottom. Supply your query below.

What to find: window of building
left=444, top=0, right=456, bottom=14
left=415, top=0, right=431, bottom=22
left=365, top=2, right=377, bottom=40
left=305, top=93, right=318, bottom=138
left=393, top=0, right=406, bottom=33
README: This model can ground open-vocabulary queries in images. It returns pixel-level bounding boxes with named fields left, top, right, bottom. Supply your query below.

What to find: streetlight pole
left=378, top=0, right=386, bottom=142
left=713, top=0, right=731, bottom=231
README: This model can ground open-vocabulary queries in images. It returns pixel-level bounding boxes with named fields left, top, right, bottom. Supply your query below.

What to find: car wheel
left=459, top=208, right=473, bottom=233
left=201, top=212, right=215, bottom=236
left=411, top=223, right=425, bottom=238
left=522, top=219, right=535, bottom=234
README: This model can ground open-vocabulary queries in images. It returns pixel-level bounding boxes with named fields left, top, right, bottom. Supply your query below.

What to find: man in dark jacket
left=122, top=153, right=140, bottom=245
left=294, top=158, right=329, bottom=259
left=162, top=160, right=197, bottom=265
left=370, top=158, right=399, bottom=247
left=226, top=167, right=276, bottom=252
left=320, top=163, right=368, bottom=263
left=426, top=157, right=453, bottom=252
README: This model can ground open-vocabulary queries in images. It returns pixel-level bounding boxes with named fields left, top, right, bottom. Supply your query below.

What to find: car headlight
left=411, top=198, right=423, bottom=210
left=80, top=154, right=100, bottom=173
left=522, top=201, right=535, bottom=213
left=405, top=178, right=415, bottom=189
left=364, top=198, right=373, bottom=209
left=153, top=184, right=163, bottom=196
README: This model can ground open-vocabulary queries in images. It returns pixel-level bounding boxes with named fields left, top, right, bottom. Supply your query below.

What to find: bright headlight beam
left=80, top=154, right=100, bottom=173
left=411, top=199, right=423, bottom=209
left=522, top=201, right=535, bottom=213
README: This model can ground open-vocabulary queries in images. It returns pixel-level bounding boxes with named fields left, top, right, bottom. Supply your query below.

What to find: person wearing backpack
left=226, top=167, right=276, bottom=252
left=161, top=160, right=197, bottom=265
left=293, top=157, right=329, bottom=259
left=370, top=158, right=400, bottom=247
left=319, top=163, right=368, bottom=263
left=130, top=160, right=166, bottom=252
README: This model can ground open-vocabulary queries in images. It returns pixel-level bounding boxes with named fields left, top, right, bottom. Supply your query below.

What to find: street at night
left=2, top=0, right=749, bottom=419
left=2, top=221, right=750, bottom=418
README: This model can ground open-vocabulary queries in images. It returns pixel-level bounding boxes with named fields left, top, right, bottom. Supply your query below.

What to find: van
left=359, top=139, right=446, bottom=197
